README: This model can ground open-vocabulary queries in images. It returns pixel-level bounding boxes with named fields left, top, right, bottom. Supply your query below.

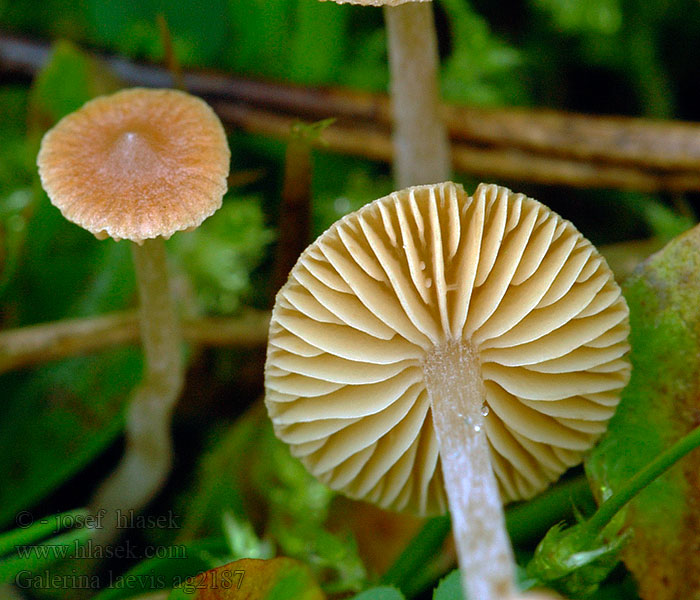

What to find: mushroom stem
left=90, top=238, right=184, bottom=542
left=384, top=2, right=451, bottom=187
left=423, top=340, right=517, bottom=600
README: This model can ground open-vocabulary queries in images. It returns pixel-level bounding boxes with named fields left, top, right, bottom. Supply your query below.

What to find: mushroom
left=265, top=182, right=630, bottom=599
left=322, top=0, right=450, bottom=187
left=37, top=87, right=230, bottom=538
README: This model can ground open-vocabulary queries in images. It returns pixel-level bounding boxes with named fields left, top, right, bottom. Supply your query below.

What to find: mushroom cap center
left=107, top=130, right=162, bottom=177
left=36, top=88, right=231, bottom=242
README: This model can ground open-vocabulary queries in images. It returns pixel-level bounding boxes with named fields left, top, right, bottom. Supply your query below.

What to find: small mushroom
left=37, top=87, right=230, bottom=538
left=322, top=0, right=450, bottom=187
left=38, top=87, right=229, bottom=243
left=265, top=182, right=630, bottom=600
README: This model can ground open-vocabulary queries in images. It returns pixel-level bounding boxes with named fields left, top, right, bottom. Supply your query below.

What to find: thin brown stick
left=156, top=14, right=186, bottom=91
left=0, top=312, right=137, bottom=373
left=3, top=34, right=700, bottom=188
left=449, top=145, right=700, bottom=192
left=441, top=106, right=700, bottom=171
left=0, top=310, right=270, bottom=374
left=183, top=311, right=271, bottom=346
left=217, top=104, right=700, bottom=192
left=270, top=125, right=314, bottom=301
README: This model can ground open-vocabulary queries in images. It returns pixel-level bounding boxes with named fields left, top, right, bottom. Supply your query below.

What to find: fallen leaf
left=586, top=223, right=700, bottom=600
left=170, top=557, right=324, bottom=600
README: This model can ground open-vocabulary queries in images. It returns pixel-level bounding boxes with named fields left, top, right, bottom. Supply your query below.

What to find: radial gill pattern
left=265, top=182, right=630, bottom=515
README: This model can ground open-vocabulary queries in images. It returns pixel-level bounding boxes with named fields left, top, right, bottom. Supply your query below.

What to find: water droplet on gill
left=419, top=261, right=426, bottom=271
left=464, top=415, right=473, bottom=426
left=425, top=278, right=433, bottom=288
left=473, top=424, right=482, bottom=433
left=481, top=404, right=490, bottom=417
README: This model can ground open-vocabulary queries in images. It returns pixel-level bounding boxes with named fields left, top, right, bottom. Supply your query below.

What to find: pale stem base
left=90, top=238, right=184, bottom=543
left=384, top=3, right=451, bottom=188
left=423, top=341, right=517, bottom=600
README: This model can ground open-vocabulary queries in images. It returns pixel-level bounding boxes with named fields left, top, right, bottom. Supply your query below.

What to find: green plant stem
left=586, top=424, right=700, bottom=534
left=506, top=476, right=594, bottom=546
left=381, top=515, right=451, bottom=590
left=0, top=528, right=93, bottom=584
left=0, top=509, right=88, bottom=556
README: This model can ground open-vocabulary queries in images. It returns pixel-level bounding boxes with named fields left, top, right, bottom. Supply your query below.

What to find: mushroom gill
left=266, top=182, right=630, bottom=514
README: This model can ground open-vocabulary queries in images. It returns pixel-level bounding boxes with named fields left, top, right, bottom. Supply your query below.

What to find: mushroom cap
left=321, top=0, right=429, bottom=6
left=265, top=182, right=630, bottom=516
left=37, top=87, right=230, bottom=243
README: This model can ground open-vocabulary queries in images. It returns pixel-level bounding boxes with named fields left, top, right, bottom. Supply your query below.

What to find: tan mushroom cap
left=37, top=88, right=230, bottom=243
left=322, top=0, right=429, bottom=6
left=265, top=182, right=630, bottom=516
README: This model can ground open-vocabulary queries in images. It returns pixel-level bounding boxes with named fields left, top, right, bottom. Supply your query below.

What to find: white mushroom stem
left=384, top=2, right=451, bottom=187
left=90, top=238, right=184, bottom=542
left=423, top=340, right=517, bottom=600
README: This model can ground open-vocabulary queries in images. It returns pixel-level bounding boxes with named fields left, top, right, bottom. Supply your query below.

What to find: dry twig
left=0, top=310, right=270, bottom=374
left=3, top=34, right=700, bottom=191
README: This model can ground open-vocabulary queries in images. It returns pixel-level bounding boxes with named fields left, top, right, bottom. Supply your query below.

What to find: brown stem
left=270, top=127, right=313, bottom=301
left=423, top=340, right=516, bottom=600
left=156, top=14, right=186, bottom=92
left=384, top=3, right=451, bottom=186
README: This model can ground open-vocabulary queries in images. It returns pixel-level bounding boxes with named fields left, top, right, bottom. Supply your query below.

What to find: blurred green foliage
left=441, top=0, right=525, bottom=105
left=179, top=406, right=366, bottom=594
left=432, top=570, right=461, bottom=600
left=172, top=199, right=274, bottom=314
left=533, top=0, right=623, bottom=35
left=28, top=40, right=122, bottom=129
left=351, top=587, right=405, bottom=600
